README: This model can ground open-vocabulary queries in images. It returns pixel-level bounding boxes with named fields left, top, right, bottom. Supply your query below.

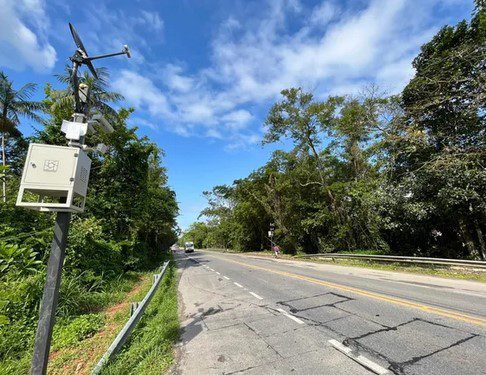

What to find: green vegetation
left=0, top=66, right=179, bottom=373
left=46, top=271, right=154, bottom=374
left=51, top=314, right=105, bottom=351
left=183, top=3, right=486, bottom=260
left=101, top=261, right=179, bottom=375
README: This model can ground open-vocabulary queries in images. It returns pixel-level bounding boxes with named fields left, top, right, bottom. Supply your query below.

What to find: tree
left=37, top=67, right=123, bottom=147
left=402, top=3, right=485, bottom=152
left=50, top=66, right=123, bottom=118
left=186, top=3, right=485, bottom=260
left=395, top=3, right=486, bottom=259
left=264, top=88, right=343, bottom=184
left=0, top=72, right=44, bottom=202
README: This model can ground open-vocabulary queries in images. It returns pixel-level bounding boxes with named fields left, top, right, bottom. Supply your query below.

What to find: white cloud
left=163, top=64, right=194, bottom=92
left=130, top=117, right=158, bottom=130
left=139, top=11, right=164, bottom=31
left=73, top=6, right=165, bottom=66
left=221, top=110, right=253, bottom=131
left=113, top=70, right=170, bottom=117
left=0, top=0, right=56, bottom=71
left=114, top=0, right=462, bottom=149
left=309, top=1, right=336, bottom=27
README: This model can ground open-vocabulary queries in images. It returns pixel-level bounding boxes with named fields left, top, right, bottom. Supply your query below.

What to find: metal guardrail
left=91, top=261, right=170, bottom=374
left=298, top=253, right=486, bottom=269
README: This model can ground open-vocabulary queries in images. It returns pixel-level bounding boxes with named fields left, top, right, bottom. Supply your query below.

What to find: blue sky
left=0, top=0, right=474, bottom=230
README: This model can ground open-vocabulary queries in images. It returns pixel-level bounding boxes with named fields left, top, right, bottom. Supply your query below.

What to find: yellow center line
left=210, top=253, right=486, bottom=327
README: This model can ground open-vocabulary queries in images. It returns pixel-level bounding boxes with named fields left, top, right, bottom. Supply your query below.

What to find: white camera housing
left=61, top=119, right=88, bottom=141
left=90, top=114, right=114, bottom=133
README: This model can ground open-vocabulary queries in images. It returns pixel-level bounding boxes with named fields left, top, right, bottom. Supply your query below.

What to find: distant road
left=172, top=250, right=486, bottom=375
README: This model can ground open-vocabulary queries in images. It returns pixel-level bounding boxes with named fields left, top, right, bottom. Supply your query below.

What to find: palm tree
left=0, top=72, right=44, bottom=202
left=50, top=66, right=123, bottom=118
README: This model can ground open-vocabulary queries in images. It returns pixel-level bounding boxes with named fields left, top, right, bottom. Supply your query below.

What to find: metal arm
left=88, top=51, right=128, bottom=61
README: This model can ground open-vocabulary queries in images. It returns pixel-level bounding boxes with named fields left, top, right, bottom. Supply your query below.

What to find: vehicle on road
left=184, top=242, right=195, bottom=253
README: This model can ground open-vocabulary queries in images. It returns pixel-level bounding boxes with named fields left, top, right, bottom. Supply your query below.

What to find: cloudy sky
left=0, top=0, right=474, bottom=229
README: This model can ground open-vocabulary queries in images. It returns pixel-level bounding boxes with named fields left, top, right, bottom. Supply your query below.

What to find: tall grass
left=101, top=262, right=179, bottom=374
left=0, top=270, right=146, bottom=374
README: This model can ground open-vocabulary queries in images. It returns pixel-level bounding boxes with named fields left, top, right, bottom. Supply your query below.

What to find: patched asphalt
left=171, top=251, right=486, bottom=375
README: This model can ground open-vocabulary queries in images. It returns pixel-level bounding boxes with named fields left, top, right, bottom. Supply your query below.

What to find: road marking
left=223, top=276, right=230, bottom=280
left=214, top=256, right=486, bottom=327
left=208, top=268, right=215, bottom=271
left=328, top=339, right=389, bottom=375
left=215, top=271, right=221, bottom=275
left=234, top=282, right=244, bottom=288
left=249, top=292, right=263, bottom=300
left=277, top=308, right=305, bottom=324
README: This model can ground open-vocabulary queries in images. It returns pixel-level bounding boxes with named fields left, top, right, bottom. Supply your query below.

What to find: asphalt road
left=171, top=250, right=486, bottom=375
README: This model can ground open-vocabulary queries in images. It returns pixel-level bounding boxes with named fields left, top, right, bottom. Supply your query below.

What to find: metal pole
left=30, top=212, right=71, bottom=375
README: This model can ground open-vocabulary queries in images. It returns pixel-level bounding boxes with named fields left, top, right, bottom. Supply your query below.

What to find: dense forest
left=0, top=67, right=178, bottom=371
left=182, top=2, right=485, bottom=260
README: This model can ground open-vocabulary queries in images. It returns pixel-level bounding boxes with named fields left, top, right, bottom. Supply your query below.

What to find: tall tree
left=50, top=66, right=123, bottom=118
left=38, top=67, right=123, bottom=146
left=393, top=2, right=486, bottom=259
left=0, top=72, right=43, bottom=202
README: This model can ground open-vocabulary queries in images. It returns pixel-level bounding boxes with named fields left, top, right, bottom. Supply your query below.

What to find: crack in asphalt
left=244, top=322, right=285, bottom=359
left=277, top=291, right=354, bottom=313
left=389, top=334, right=478, bottom=375
left=278, top=292, right=483, bottom=375
left=177, top=254, right=485, bottom=375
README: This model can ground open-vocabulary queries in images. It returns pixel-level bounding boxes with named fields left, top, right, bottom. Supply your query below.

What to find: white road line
left=276, top=308, right=305, bottom=325
left=223, top=276, right=230, bottom=280
left=208, top=268, right=215, bottom=271
left=328, top=339, right=389, bottom=375
left=215, top=271, right=221, bottom=275
left=234, top=282, right=244, bottom=288
left=249, top=292, right=263, bottom=300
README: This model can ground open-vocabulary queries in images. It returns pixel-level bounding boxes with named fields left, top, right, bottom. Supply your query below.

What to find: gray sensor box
left=16, top=143, right=91, bottom=212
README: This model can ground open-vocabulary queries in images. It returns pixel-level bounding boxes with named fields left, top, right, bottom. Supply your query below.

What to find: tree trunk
left=459, top=218, right=478, bottom=259
left=1, top=132, right=6, bottom=203
left=475, top=223, right=486, bottom=261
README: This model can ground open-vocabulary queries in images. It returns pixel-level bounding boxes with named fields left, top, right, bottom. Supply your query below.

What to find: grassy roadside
left=0, top=271, right=149, bottom=375
left=46, top=271, right=155, bottom=375
left=100, top=261, right=179, bottom=375
left=45, top=258, right=179, bottom=375
left=204, top=248, right=486, bottom=283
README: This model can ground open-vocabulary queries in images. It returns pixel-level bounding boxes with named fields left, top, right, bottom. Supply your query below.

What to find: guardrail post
left=130, top=302, right=139, bottom=317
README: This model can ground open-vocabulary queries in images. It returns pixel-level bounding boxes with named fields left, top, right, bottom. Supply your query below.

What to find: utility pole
left=30, top=212, right=70, bottom=374
left=15, top=23, right=131, bottom=375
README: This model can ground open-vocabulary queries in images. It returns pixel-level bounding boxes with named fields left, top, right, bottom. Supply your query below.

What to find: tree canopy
left=184, top=5, right=486, bottom=260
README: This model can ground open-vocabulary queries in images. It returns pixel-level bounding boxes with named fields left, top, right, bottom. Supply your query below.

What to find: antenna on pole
left=68, top=22, right=131, bottom=114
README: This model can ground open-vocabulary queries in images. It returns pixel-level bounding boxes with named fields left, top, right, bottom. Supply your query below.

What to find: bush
left=65, top=218, right=123, bottom=277
left=0, top=243, right=43, bottom=278
left=52, top=314, right=105, bottom=350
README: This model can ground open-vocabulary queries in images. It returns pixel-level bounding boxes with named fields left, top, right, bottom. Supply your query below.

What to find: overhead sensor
left=68, top=22, right=131, bottom=112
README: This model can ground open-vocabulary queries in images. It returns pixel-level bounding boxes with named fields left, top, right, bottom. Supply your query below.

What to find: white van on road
left=184, top=242, right=195, bottom=253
